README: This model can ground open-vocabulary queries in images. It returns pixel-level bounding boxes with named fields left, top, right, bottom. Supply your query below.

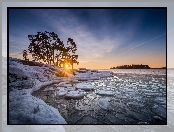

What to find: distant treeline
left=110, top=64, right=150, bottom=69
left=110, top=64, right=166, bottom=69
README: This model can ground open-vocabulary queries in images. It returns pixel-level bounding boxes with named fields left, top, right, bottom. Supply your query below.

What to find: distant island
left=110, top=64, right=166, bottom=69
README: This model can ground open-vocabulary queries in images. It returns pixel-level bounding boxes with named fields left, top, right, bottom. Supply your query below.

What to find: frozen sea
left=3, top=56, right=174, bottom=131
left=32, top=69, right=167, bottom=124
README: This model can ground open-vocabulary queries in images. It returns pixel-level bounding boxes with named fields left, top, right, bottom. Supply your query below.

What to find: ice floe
left=96, top=90, right=115, bottom=96
left=66, top=87, right=76, bottom=91
left=57, top=89, right=68, bottom=96
left=98, top=98, right=110, bottom=110
left=71, top=79, right=80, bottom=83
left=65, top=90, right=84, bottom=99
left=75, top=83, right=94, bottom=90
left=57, top=82, right=72, bottom=87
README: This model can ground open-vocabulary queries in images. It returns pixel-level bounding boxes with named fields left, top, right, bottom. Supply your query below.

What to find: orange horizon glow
left=9, top=54, right=166, bottom=70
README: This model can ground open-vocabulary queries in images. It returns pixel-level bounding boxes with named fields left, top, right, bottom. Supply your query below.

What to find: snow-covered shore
left=8, top=57, right=69, bottom=124
left=2, top=56, right=66, bottom=131
left=7, top=57, right=114, bottom=124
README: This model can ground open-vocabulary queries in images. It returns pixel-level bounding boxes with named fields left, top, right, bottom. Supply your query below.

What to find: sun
left=65, top=63, right=69, bottom=69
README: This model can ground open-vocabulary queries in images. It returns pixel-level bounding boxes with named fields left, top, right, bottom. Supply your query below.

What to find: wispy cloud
left=10, top=46, right=25, bottom=50
left=10, top=53, right=18, bottom=56
left=10, top=52, right=22, bottom=57
left=47, top=13, right=121, bottom=62
left=116, top=32, right=166, bottom=56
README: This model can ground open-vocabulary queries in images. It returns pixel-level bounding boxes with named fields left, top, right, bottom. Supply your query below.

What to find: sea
left=32, top=69, right=167, bottom=124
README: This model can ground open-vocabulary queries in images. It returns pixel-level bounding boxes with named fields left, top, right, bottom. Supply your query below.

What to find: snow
left=9, top=89, right=66, bottom=124
left=3, top=57, right=66, bottom=131
left=96, top=90, right=115, bottom=96
left=98, top=98, right=110, bottom=110
left=8, top=57, right=67, bottom=124
left=75, top=82, right=94, bottom=90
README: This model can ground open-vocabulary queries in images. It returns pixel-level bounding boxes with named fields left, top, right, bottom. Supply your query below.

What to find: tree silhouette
left=28, top=31, right=62, bottom=65
left=22, top=50, right=28, bottom=60
left=110, top=64, right=150, bottom=69
left=27, top=31, right=78, bottom=69
left=66, top=38, right=79, bottom=69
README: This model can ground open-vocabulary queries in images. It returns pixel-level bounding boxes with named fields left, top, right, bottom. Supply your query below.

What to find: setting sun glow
left=65, top=64, right=69, bottom=69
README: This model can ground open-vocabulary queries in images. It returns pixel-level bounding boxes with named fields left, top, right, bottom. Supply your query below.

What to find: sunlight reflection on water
left=32, top=69, right=167, bottom=125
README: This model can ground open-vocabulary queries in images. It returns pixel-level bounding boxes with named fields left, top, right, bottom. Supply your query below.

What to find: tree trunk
left=53, top=50, right=55, bottom=65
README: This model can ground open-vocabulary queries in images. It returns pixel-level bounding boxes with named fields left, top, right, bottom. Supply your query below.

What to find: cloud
left=10, top=53, right=18, bottom=56
left=116, top=32, right=166, bottom=57
left=10, top=52, right=23, bottom=56
left=48, top=14, right=120, bottom=62
left=8, top=9, right=167, bottom=69
left=10, top=46, right=25, bottom=50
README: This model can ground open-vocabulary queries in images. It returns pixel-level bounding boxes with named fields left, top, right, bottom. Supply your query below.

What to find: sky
left=8, top=7, right=167, bottom=69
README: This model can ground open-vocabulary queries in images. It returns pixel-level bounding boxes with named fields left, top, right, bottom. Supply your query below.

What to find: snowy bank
left=3, top=56, right=66, bottom=131
left=8, top=57, right=67, bottom=124
left=9, top=89, right=67, bottom=124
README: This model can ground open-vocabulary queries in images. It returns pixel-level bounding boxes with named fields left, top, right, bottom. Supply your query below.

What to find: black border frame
left=7, top=7, right=167, bottom=125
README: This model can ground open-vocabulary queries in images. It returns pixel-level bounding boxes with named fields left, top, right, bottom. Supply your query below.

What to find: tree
left=22, top=50, right=28, bottom=60
left=28, top=31, right=63, bottom=65
left=27, top=31, right=79, bottom=69
left=66, top=38, right=79, bottom=69
left=28, top=32, right=47, bottom=63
